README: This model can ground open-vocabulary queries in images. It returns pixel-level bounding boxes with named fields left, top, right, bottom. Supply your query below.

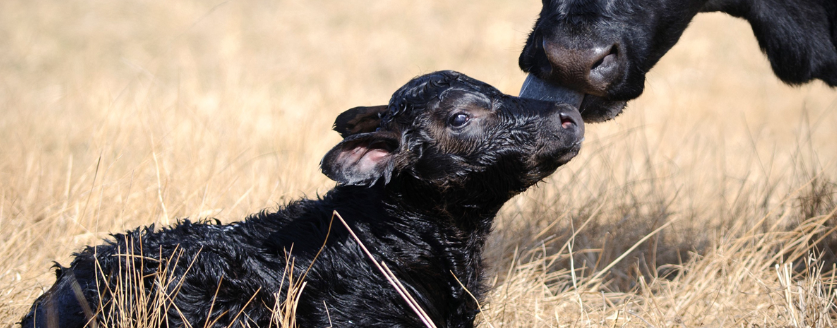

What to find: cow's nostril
left=586, top=44, right=620, bottom=93
left=540, top=40, right=621, bottom=96
left=591, top=44, right=618, bottom=72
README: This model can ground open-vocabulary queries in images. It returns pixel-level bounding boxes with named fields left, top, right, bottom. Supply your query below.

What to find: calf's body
left=21, top=71, right=584, bottom=328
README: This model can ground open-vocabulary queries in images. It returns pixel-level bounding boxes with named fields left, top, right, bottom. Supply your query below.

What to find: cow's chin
left=519, top=74, right=626, bottom=123
left=578, top=96, right=626, bottom=123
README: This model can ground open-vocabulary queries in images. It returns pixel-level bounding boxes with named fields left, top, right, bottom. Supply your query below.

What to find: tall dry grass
left=1, top=0, right=835, bottom=327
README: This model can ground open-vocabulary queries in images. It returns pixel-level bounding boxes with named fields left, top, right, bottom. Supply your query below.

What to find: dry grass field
left=2, top=0, right=836, bottom=327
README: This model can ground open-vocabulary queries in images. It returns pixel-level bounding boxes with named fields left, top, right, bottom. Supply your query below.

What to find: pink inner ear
left=336, top=145, right=391, bottom=174
left=356, top=148, right=390, bottom=171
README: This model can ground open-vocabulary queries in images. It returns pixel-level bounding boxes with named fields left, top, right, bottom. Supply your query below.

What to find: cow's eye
left=449, top=113, right=470, bottom=128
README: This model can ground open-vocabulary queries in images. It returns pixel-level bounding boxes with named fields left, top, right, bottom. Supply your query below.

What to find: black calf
left=518, top=0, right=837, bottom=123
left=21, top=70, right=584, bottom=328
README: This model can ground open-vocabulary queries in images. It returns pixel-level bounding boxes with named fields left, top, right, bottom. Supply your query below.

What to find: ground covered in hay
left=1, top=1, right=835, bottom=327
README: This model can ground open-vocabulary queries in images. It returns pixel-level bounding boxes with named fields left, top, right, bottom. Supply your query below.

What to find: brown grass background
left=1, top=0, right=836, bottom=327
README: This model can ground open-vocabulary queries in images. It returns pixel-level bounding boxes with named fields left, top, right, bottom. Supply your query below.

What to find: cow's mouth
left=519, top=74, right=584, bottom=107
left=519, top=74, right=627, bottom=123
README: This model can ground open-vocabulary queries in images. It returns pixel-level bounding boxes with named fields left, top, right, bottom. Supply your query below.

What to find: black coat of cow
left=519, top=0, right=837, bottom=122
left=20, top=71, right=584, bottom=328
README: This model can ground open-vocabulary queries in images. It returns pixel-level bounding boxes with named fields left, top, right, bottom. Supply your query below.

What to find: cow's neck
left=701, top=0, right=836, bottom=86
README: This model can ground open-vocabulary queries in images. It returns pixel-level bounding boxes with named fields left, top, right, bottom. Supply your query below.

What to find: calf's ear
left=321, top=131, right=400, bottom=186
left=333, top=105, right=389, bottom=138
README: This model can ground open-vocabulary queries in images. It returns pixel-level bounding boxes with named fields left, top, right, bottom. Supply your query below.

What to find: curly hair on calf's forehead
left=381, top=71, right=499, bottom=128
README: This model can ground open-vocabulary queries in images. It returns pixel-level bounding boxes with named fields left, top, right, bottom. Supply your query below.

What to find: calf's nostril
left=559, top=112, right=576, bottom=129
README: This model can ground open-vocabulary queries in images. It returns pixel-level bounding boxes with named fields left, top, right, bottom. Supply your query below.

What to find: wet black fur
left=520, top=0, right=837, bottom=122
left=21, top=71, right=583, bottom=328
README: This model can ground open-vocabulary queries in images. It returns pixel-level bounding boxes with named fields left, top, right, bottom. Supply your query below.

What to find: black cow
left=20, top=71, right=584, bottom=328
left=518, top=0, right=837, bottom=122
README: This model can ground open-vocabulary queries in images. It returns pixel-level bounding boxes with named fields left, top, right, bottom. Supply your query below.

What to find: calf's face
left=321, top=70, right=583, bottom=200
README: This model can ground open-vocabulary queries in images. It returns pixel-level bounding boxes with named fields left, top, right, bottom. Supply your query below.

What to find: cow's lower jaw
left=578, top=95, right=626, bottom=123
left=519, top=74, right=626, bottom=123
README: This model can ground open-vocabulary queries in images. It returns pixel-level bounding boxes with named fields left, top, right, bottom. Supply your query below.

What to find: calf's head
left=321, top=70, right=583, bottom=215
left=519, top=0, right=837, bottom=123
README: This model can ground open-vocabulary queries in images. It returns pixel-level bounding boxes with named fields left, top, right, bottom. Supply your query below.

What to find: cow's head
left=519, top=0, right=837, bottom=123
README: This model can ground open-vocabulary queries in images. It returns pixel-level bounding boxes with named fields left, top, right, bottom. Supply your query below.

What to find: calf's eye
left=449, top=113, right=470, bottom=127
